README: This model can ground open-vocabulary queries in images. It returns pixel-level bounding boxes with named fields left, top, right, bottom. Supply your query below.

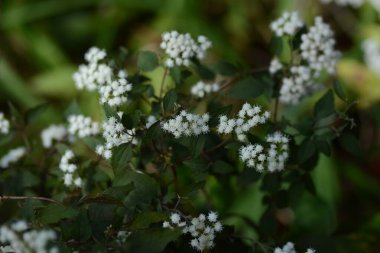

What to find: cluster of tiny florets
left=240, top=132, right=289, bottom=172
left=41, top=124, right=67, bottom=148
left=191, top=81, right=220, bottom=98
left=0, top=147, right=26, bottom=168
left=160, top=31, right=212, bottom=68
left=270, top=11, right=303, bottom=37
left=73, top=47, right=111, bottom=91
left=217, top=103, right=270, bottom=142
left=73, top=47, right=133, bottom=107
left=0, top=220, right=58, bottom=253
left=362, top=39, right=380, bottom=75
left=274, top=242, right=316, bottom=253
left=271, top=14, right=340, bottom=104
left=96, top=117, right=137, bottom=159
left=300, top=17, right=340, bottom=75
left=319, top=0, right=363, bottom=7
left=161, top=111, right=209, bottom=138
left=163, top=211, right=223, bottom=252
left=59, top=150, right=82, bottom=187
left=67, top=114, right=100, bottom=138
left=269, top=58, right=283, bottom=75
left=0, top=112, right=10, bottom=135
left=98, top=70, right=133, bottom=107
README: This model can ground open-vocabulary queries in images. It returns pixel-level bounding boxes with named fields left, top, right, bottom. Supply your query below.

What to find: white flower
left=41, top=124, right=67, bottom=148
left=217, top=103, right=270, bottom=141
left=240, top=132, right=289, bottom=172
left=0, top=112, right=10, bottom=135
left=269, top=58, right=283, bottom=75
left=67, top=114, right=100, bottom=138
left=146, top=115, right=158, bottom=129
left=161, top=111, right=209, bottom=138
left=98, top=71, right=133, bottom=107
left=0, top=220, right=57, bottom=253
left=191, top=81, right=220, bottom=98
left=270, top=11, right=303, bottom=37
left=319, top=0, right=363, bottom=7
left=59, top=149, right=82, bottom=188
left=160, top=31, right=212, bottom=68
left=163, top=211, right=222, bottom=252
left=0, top=147, right=26, bottom=168
left=305, top=249, right=316, bottom=253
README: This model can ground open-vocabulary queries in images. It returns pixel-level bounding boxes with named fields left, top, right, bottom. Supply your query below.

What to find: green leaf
left=193, top=62, right=215, bottom=80
left=316, top=140, right=332, bottom=156
left=270, top=36, right=292, bottom=63
left=103, top=104, right=120, bottom=119
left=238, top=167, right=261, bottom=186
left=212, top=160, right=235, bottom=174
left=228, top=76, right=266, bottom=99
left=38, top=204, right=78, bottom=225
left=24, top=103, right=49, bottom=125
left=111, top=143, right=133, bottom=173
left=339, top=132, right=361, bottom=157
left=130, top=211, right=167, bottom=229
left=124, top=228, right=182, bottom=253
left=183, top=158, right=209, bottom=183
left=211, top=61, right=238, bottom=76
left=190, top=135, right=206, bottom=158
left=137, top=51, right=159, bottom=72
left=314, top=90, right=335, bottom=118
left=333, top=80, right=346, bottom=102
left=298, top=138, right=317, bottom=164
left=169, top=66, right=181, bottom=84
left=163, top=89, right=177, bottom=113
left=64, top=100, right=81, bottom=118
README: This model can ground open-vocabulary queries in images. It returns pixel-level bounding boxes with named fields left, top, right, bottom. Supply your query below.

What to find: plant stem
left=159, top=67, right=168, bottom=100
left=273, top=96, right=279, bottom=122
left=0, top=195, right=63, bottom=206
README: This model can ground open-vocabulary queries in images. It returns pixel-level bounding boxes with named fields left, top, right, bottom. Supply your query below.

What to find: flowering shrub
left=0, top=10, right=358, bottom=253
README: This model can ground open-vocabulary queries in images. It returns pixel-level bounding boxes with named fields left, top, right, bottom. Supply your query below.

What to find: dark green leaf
left=193, top=62, right=215, bottom=80
left=298, top=138, right=317, bottom=164
left=212, top=160, right=235, bottom=174
left=314, top=90, right=335, bottom=118
left=38, top=204, right=78, bottom=225
left=24, top=103, right=49, bottom=125
left=333, top=80, right=346, bottom=102
left=111, top=143, right=133, bottom=173
left=211, top=61, right=238, bottom=76
left=137, top=51, right=159, bottom=71
left=228, top=76, right=266, bottom=99
left=163, top=89, right=177, bottom=113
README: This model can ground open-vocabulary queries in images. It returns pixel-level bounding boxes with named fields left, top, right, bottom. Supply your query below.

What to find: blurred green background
left=1, top=0, right=380, bottom=252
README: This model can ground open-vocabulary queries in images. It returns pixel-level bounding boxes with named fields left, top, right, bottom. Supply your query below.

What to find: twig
left=0, top=195, right=63, bottom=206
left=159, top=67, right=169, bottom=100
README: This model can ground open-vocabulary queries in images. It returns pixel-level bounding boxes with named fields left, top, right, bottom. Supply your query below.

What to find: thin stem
left=0, top=195, right=63, bottom=206
left=273, top=96, right=279, bottom=122
left=159, top=67, right=169, bottom=100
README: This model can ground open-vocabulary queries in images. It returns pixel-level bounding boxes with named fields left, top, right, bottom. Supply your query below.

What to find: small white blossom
left=273, top=242, right=316, bottom=253
left=41, top=124, right=67, bottom=148
left=269, top=58, right=283, bottom=75
left=98, top=71, right=133, bottom=107
left=161, top=111, right=210, bottom=138
left=67, top=115, right=100, bottom=138
left=0, top=220, right=58, bottom=253
left=160, top=31, right=212, bottom=68
left=270, top=11, right=303, bottom=37
left=0, top=147, right=26, bottom=168
left=163, top=211, right=222, bottom=252
left=217, top=103, right=270, bottom=142
left=240, top=132, right=289, bottom=172
left=59, top=149, right=82, bottom=187
left=191, top=81, right=220, bottom=98
left=0, top=112, right=10, bottom=135
left=146, top=115, right=158, bottom=129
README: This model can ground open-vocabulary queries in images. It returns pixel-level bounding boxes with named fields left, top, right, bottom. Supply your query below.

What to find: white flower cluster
left=217, top=103, right=270, bottom=142
left=160, top=31, right=212, bottom=68
left=191, top=81, right=220, bottom=98
left=96, top=117, right=137, bottom=159
left=73, top=47, right=133, bottom=107
left=362, top=39, right=380, bottom=75
left=67, top=114, right=100, bottom=138
left=270, top=11, right=303, bottom=37
left=59, top=150, right=82, bottom=187
left=0, top=147, right=26, bottom=168
left=239, top=132, right=289, bottom=172
left=73, top=47, right=111, bottom=91
left=41, top=124, right=67, bottom=148
left=319, top=0, right=363, bottom=7
left=0, top=220, right=58, bottom=253
left=300, top=17, right=340, bottom=75
left=0, top=112, right=10, bottom=135
left=161, top=111, right=209, bottom=138
left=146, top=115, right=158, bottom=129
left=98, top=70, right=133, bottom=107
left=272, top=15, right=340, bottom=104
left=163, top=211, right=223, bottom=252
left=274, top=242, right=316, bottom=253
left=269, top=58, right=283, bottom=75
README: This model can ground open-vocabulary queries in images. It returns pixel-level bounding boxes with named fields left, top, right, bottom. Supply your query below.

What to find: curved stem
left=0, top=195, right=63, bottom=206
left=159, top=67, right=169, bottom=100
